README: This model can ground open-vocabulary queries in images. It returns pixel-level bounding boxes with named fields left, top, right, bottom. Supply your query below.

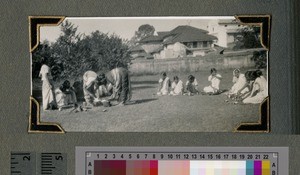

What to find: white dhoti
left=42, top=81, right=55, bottom=110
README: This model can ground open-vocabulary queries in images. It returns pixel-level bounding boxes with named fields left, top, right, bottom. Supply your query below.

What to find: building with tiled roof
left=136, top=25, right=218, bottom=59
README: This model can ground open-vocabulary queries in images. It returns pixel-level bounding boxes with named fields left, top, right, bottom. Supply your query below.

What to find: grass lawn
left=39, top=68, right=263, bottom=132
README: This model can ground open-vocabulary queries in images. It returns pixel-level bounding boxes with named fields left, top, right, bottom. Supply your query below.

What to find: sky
left=39, top=16, right=235, bottom=43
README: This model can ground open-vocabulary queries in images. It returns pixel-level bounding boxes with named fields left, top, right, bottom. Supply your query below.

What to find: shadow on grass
left=131, top=86, right=156, bottom=90
left=126, top=98, right=158, bottom=105
left=131, top=81, right=158, bottom=85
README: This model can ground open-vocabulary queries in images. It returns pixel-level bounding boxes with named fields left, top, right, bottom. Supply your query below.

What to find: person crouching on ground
left=185, top=75, right=199, bottom=95
left=203, top=68, right=222, bottom=95
left=83, top=70, right=102, bottom=106
left=98, top=67, right=132, bottom=106
left=157, top=72, right=170, bottom=96
left=169, top=76, right=184, bottom=95
left=55, top=80, right=78, bottom=111
left=97, top=77, right=113, bottom=97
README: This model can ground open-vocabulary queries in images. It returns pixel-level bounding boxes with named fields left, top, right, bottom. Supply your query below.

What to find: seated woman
left=185, top=75, right=199, bottom=95
left=169, top=76, right=184, bottom=96
left=157, top=72, right=171, bottom=95
left=227, top=69, right=249, bottom=98
left=55, top=80, right=78, bottom=110
left=203, top=68, right=222, bottom=95
left=242, top=70, right=268, bottom=104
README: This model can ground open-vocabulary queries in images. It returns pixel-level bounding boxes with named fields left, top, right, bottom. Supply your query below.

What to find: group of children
left=156, top=68, right=268, bottom=104
left=157, top=68, right=223, bottom=96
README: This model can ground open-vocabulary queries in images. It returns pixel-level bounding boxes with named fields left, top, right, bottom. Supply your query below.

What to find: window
left=203, top=41, right=208, bottom=47
left=193, top=42, right=197, bottom=48
left=186, top=42, right=193, bottom=48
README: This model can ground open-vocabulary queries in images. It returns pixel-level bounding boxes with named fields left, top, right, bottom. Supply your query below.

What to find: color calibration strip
left=91, top=160, right=271, bottom=175
left=85, top=152, right=277, bottom=175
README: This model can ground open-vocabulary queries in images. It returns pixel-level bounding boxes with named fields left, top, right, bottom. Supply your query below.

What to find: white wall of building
left=207, top=19, right=243, bottom=48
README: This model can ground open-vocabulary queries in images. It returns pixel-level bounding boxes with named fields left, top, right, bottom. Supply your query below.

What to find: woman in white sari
left=227, top=69, right=249, bottom=97
left=39, top=57, right=57, bottom=110
left=242, top=70, right=268, bottom=104
left=157, top=72, right=170, bottom=95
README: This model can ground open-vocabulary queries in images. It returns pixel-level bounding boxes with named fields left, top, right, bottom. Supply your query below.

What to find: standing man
left=39, top=57, right=57, bottom=110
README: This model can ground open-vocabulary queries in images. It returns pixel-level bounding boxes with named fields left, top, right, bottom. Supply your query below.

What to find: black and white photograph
left=31, top=16, right=269, bottom=132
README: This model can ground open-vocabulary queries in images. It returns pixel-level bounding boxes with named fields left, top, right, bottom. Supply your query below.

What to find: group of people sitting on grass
left=39, top=56, right=267, bottom=111
left=157, top=68, right=223, bottom=96
left=156, top=68, right=268, bottom=104
left=39, top=57, right=131, bottom=111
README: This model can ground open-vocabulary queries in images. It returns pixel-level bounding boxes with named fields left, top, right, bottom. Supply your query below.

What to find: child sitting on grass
left=169, top=76, right=184, bottom=95
left=185, top=75, right=199, bottom=96
left=202, top=68, right=222, bottom=95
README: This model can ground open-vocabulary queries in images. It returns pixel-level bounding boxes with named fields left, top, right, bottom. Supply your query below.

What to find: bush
left=251, top=51, right=267, bottom=69
left=32, top=20, right=131, bottom=82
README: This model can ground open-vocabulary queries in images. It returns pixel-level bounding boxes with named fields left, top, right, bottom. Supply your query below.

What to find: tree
left=128, top=24, right=155, bottom=48
left=251, top=50, right=267, bottom=69
left=83, top=31, right=131, bottom=73
left=32, top=20, right=131, bottom=82
left=31, top=40, right=52, bottom=78
left=234, top=26, right=262, bottom=50
left=50, top=20, right=83, bottom=80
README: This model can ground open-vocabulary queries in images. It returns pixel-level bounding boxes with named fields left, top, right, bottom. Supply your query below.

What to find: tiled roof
left=163, top=25, right=218, bottom=44
left=129, top=45, right=144, bottom=52
left=139, top=25, right=217, bottom=45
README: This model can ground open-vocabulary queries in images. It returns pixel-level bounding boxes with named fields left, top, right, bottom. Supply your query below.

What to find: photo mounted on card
left=29, top=16, right=270, bottom=133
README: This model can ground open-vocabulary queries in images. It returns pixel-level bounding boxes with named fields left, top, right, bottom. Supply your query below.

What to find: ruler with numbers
left=10, top=152, right=67, bottom=175
left=76, top=147, right=288, bottom=175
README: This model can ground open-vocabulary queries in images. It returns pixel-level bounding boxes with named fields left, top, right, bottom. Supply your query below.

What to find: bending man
left=98, top=67, right=132, bottom=106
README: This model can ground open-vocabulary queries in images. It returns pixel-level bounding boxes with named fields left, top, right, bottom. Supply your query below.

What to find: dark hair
left=173, top=76, right=179, bottom=81
left=255, top=70, right=263, bottom=77
left=97, top=73, right=107, bottom=86
left=41, top=57, right=48, bottom=65
left=188, top=75, right=195, bottom=81
left=60, top=80, right=71, bottom=92
left=161, top=72, right=167, bottom=76
left=245, top=71, right=257, bottom=81
left=211, top=68, right=217, bottom=74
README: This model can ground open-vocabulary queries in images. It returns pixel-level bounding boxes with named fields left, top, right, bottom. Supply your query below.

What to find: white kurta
left=55, top=88, right=77, bottom=107
left=230, top=73, right=249, bottom=94
left=158, top=77, right=170, bottom=95
left=39, top=64, right=55, bottom=110
left=203, top=74, right=222, bottom=93
left=170, top=80, right=183, bottom=95
left=82, top=71, right=98, bottom=102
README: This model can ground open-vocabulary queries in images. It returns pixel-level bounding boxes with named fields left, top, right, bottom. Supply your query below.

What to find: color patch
left=262, top=160, right=270, bottom=175
left=158, top=160, right=190, bottom=175
left=94, top=160, right=126, bottom=175
left=254, top=161, right=262, bottom=175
